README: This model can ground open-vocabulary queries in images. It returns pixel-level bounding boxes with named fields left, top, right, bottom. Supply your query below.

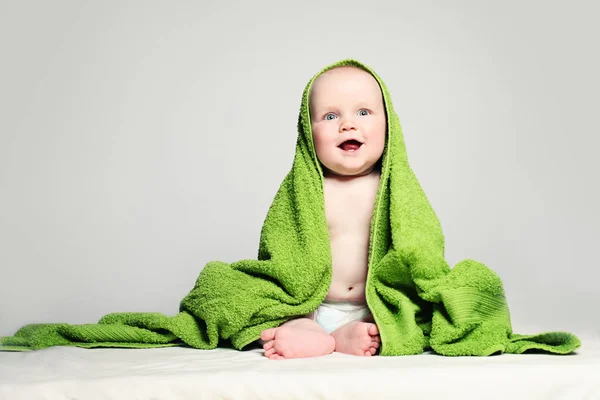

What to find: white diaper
left=310, top=300, right=372, bottom=334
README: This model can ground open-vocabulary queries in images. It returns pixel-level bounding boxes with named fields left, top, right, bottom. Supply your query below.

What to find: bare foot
left=331, top=321, right=380, bottom=356
left=260, top=318, right=335, bottom=360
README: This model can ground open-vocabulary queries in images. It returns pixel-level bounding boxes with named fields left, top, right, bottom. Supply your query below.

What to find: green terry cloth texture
left=0, top=59, right=581, bottom=356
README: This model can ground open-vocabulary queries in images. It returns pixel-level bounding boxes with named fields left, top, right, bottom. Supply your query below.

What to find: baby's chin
left=322, top=162, right=379, bottom=178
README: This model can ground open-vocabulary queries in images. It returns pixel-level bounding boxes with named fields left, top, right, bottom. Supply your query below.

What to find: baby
left=259, top=66, right=386, bottom=360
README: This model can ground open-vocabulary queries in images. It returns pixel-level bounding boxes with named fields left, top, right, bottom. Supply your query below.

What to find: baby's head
left=309, top=66, right=387, bottom=178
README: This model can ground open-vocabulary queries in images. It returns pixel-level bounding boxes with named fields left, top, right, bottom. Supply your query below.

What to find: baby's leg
left=260, top=318, right=335, bottom=360
left=331, top=320, right=380, bottom=356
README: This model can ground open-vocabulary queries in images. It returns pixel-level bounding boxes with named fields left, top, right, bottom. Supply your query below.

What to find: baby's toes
left=270, top=341, right=293, bottom=359
left=264, top=347, right=276, bottom=357
left=367, top=334, right=380, bottom=356
left=260, top=328, right=277, bottom=341
left=366, top=339, right=379, bottom=356
left=263, top=340, right=275, bottom=351
left=367, top=323, right=379, bottom=337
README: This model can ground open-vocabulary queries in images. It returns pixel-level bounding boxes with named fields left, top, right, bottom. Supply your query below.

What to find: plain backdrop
left=1, top=1, right=598, bottom=340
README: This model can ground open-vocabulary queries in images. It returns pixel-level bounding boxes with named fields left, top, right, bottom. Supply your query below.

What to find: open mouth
left=338, top=139, right=363, bottom=152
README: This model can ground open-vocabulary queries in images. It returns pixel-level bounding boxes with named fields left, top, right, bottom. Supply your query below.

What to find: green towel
left=0, top=59, right=580, bottom=356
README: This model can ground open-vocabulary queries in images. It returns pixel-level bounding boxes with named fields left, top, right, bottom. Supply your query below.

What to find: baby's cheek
left=313, top=133, right=331, bottom=149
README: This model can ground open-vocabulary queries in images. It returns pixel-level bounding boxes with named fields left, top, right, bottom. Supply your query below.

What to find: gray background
left=1, top=1, right=598, bottom=339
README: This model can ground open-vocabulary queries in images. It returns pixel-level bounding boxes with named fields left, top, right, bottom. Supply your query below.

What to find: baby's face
left=309, top=67, right=386, bottom=177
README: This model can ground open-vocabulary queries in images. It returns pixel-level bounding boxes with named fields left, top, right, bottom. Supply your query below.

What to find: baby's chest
left=323, top=187, right=376, bottom=230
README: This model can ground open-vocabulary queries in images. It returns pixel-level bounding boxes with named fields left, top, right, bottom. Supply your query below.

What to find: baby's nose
left=340, top=120, right=356, bottom=131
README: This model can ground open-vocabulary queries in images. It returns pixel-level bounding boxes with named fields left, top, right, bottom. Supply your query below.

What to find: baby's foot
left=331, top=321, right=380, bottom=356
left=260, top=319, right=335, bottom=360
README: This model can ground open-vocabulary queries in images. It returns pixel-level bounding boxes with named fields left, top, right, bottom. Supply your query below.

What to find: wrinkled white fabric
left=0, top=334, right=598, bottom=400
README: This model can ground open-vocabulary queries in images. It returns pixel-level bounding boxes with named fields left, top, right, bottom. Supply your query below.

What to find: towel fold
left=0, top=59, right=580, bottom=356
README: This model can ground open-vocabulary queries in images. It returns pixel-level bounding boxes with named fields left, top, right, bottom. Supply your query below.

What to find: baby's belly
left=326, top=234, right=369, bottom=302
left=326, top=281, right=367, bottom=302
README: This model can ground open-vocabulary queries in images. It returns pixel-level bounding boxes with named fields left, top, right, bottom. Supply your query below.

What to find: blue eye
left=324, top=113, right=337, bottom=120
left=358, top=109, right=370, bottom=116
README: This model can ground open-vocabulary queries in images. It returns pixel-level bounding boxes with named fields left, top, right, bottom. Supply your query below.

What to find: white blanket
left=1, top=336, right=598, bottom=400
